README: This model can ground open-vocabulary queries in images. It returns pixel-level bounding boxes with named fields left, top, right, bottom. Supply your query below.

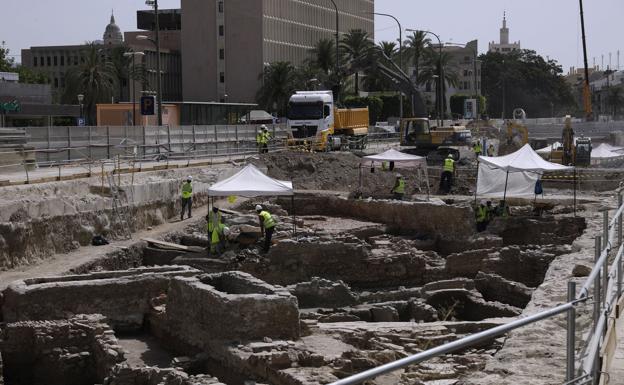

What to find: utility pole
left=328, top=0, right=340, bottom=102
left=370, top=12, right=402, bottom=118
left=579, top=0, right=593, bottom=120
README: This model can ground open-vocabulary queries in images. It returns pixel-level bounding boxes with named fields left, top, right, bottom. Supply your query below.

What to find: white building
left=489, top=13, right=520, bottom=54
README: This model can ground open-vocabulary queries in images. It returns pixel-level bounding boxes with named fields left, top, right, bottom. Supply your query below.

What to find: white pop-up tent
left=361, top=148, right=430, bottom=198
left=477, top=144, right=573, bottom=200
left=208, top=163, right=295, bottom=231
left=591, top=143, right=624, bottom=165
left=535, top=142, right=562, bottom=155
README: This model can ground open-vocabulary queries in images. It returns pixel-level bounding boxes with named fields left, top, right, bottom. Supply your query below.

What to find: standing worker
left=180, top=176, right=193, bottom=220
left=475, top=200, right=488, bottom=232
left=261, top=126, right=272, bottom=153
left=206, top=207, right=225, bottom=255
left=473, top=141, right=482, bottom=157
left=391, top=174, right=406, bottom=200
left=487, top=143, right=495, bottom=157
left=256, top=204, right=276, bottom=253
left=440, top=154, right=455, bottom=194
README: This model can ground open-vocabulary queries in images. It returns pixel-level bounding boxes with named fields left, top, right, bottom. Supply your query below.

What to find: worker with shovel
left=256, top=205, right=276, bottom=253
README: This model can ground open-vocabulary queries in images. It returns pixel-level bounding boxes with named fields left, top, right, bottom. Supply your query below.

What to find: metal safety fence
left=329, top=189, right=624, bottom=385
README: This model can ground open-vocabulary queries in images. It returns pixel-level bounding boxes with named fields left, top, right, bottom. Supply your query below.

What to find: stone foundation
left=2, top=266, right=200, bottom=330
left=166, top=272, right=300, bottom=348
left=0, top=314, right=124, bottom=385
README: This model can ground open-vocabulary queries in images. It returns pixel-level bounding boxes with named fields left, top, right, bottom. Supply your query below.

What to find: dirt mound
left=253, top=152, right=421, bottom=196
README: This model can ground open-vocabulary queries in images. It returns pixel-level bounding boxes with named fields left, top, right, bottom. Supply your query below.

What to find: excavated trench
left=0, top=188, right=588, bottom=385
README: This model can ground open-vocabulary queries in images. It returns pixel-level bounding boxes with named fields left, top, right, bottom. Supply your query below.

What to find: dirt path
left=0, top=215, right=205, bottom=290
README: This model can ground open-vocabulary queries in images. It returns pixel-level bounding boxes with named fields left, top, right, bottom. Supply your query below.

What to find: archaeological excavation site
left=0, top=148, right=622, bottom=385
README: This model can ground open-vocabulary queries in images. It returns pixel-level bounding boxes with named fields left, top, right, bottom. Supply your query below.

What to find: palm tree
left=62, top=43, right=116, bottom=124
left=418, top=49, right=459, bottom=117
left=404, top=31, right=431, bottom=84
left=256, top=61, right=302, bottom=116
left=378, top=41, right=397, bottom=60
left=309, top=38, right=335, bottom=75
left=607, top=85, right=624, bottom=117
left=107, top=45, right=132, bottom=103
left=340, top=29, right=375, bottom=95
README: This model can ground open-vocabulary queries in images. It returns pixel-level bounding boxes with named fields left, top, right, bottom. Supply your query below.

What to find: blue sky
left=2, top=0, right=622, bottom=72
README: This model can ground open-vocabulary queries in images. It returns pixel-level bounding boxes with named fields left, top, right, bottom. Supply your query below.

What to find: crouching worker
left=206, top=207, right=227, bottom=256
left=256, top=204, right=276, bottom=253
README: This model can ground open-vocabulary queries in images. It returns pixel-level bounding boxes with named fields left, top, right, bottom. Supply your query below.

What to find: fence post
left=192, top=125, right=196, bottom=159
left=88, top=125, right=93, bottom=160
left=67, top=126, right=71, bottom=161
left=603, top=210, right=609, bottom=249
left=214, top=125, right=218, bottom=156
left=618, top=192, right=623, bottom=246
left=47, top=125, right=51, bottom=163
left=566, top=281, right=576, bottom=382
left=167, top=125, right=171, bottom=152
left=142, top=125, right=146, bottom=161
left=106, top=126, right=111, bottom=159
left=594, top=236, right=602, bottom=331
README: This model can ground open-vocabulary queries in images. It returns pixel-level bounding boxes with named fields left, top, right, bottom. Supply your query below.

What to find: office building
left=181, top=0, right=375, bottom=103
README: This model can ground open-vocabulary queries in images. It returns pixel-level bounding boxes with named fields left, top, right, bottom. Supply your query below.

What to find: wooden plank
left=141, top=237, right=190, bottom=251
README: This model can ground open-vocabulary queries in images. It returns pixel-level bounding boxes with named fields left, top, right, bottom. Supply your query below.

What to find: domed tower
left=103, top=11, right=123, bottom=46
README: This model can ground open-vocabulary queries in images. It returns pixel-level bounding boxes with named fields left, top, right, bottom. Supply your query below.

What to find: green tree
left=107, top=45, right=132, bottom=103
left=0, top=41, right=15, bottom=71
left=480, top=50, right=575, bottom=118
left=378, top=41, right=397, bottom=60
left=256, top=61, right=303, bottom=116
left=309, top=38, right=335, bottom=75
left=62, top=43, right=117, bottom=124
left=418, top=49, right=459, bottom=116
left=404, top=31, right=431, bottom=84
left=340, top=29, right=375, bottom=95
left=607, top=85, right=624, bottom=117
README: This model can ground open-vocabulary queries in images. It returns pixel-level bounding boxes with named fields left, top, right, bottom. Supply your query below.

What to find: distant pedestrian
left=476, top=200, right=488, bottom=232
left=180, top=176, right=193, bottom=220
left=391, top=174, right=406, bottom=200
left=487, top=144, right=495, bottom=157
left=256, top=205, right=276, bottom=253
left=473, top=141, right=482, bottom=157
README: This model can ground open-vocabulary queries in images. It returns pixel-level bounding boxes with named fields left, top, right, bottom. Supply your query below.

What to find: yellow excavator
left=399, top=118, right=472, bottom=160
left=550, top=116, right=592, bottom=166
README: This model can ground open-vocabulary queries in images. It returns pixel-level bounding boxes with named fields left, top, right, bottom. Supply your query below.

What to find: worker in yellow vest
left=206, top=207, right=225, bottom=255
left=440, top=154, right=455, bottom=194
left=256, top=204, right=276, bottom=253
left=476, top=200, right=488, bottom=232
left=391, top=174, right=406, bottom=200
left=180, top=176, right=193, bottom=220
left=473, top=141, right=482, bottom=157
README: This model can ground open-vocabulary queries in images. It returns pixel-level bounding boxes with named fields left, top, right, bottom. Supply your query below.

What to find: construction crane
left=579, top=0, right=593, bottom=120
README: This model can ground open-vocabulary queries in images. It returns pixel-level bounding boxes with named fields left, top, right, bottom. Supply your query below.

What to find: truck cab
left=287, top=91, right=334, bottom=148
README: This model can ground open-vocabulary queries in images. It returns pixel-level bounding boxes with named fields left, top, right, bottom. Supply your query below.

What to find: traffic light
left=140, top=96, right=155, bottom=115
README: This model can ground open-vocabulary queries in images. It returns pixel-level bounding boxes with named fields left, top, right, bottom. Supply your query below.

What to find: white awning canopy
left=592, top=143, right=624, bottom=159
left=535, top=142, right=562, bottom=155
left=362, top=148, right=426, bottom=165
left=208, top=164, right=293, bottom=197
left=478, top=144, right=573, bottom=173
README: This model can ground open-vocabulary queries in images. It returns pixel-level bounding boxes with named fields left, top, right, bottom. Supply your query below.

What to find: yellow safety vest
left=263, top=131, right=271, bottom=143
left=474, top=143, right=482, bottom=154
left=211, top=223, right=225, bottom=244
left=259, top=211, right=275, bottom=229
left=207, top=211, right=222, bottom=232
left=257, top=132, right=265, bottom=144
left=444, top=158, right=455, bottom=172
left=393, top=178, right=405, bottom=194
left=476, top=206, right=488, bottom=223
left=181, top=182, right=192, bottom=198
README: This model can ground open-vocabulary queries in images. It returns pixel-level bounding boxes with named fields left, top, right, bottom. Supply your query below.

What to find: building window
left=33, top=57, right=37, bottom=67
left=40, top=57, right=44, bottom=66
left=54, top=56, right=58, bottom=66
left=54, top=78, right=58, bottom=88
left=219, top=25, right=224, bottom=36
left=61, top=56, right=64, bottom=66
left=47, top=56, right=51, bottom=66
left=74, top=56, right=78, bottom=65
left=218, top=1, right=223, bottom=12
left=219, top=48, right=224, bottom=60
left=463, top=69, right=468, bottom=76
left=220, top=72, right=225, bottom=83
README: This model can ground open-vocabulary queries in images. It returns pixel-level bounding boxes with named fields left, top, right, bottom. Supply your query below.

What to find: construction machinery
left=286, top=91, right=369, bottom=151
left=399, top=117, right=472, bottom=160
left=550, top=116, right=592, bottom=166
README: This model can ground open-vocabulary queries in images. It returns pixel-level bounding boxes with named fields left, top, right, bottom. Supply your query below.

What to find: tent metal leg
left=502, top=171, right=510, bottom=204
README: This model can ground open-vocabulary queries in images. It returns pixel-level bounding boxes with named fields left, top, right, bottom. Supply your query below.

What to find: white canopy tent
left=361, top=148, right=430, bottom=198
left=477, top=144, right=573, bottom=200
left=591, top=143, right=624, bottom=165
left=536, top=142, right=562, bottom=155
left=208, top=163, right=295, bottom=231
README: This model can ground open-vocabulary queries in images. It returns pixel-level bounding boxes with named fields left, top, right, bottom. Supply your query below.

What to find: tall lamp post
left=77, top=94, right=84, bottom=125
left=367, top=12, right=402, bottom=118
left=142, top=0, right=162, bottom=126
left=123, top=51, right=145, bottom=126
left=406, top=29, right=443, bottom=124
left=327, top=0, right=340, bottom=101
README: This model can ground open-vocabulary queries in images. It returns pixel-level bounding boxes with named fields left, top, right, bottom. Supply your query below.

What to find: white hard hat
left=187, top=176, right=193, bottom=180
left=223, top=226, right=231, bottom=236
left=260, top=124, right=268, bottom=130
left=447, top=154, right=453, bottom=158
left=255, top=205, right=263, bottom=212
left=396, top=174, right=402, bottom=178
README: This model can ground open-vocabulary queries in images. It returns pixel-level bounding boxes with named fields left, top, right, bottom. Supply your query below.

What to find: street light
left=366, top=12, right=403, bottom=118
left=431, top=75, right=440, bottom=126
left=77, top=94, right=84, bottom=124
left=406, top=29, right=443, bottom=124
left=138, top=0, right=163, bottom=126
left=123, top=51, right=145, bottom=126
